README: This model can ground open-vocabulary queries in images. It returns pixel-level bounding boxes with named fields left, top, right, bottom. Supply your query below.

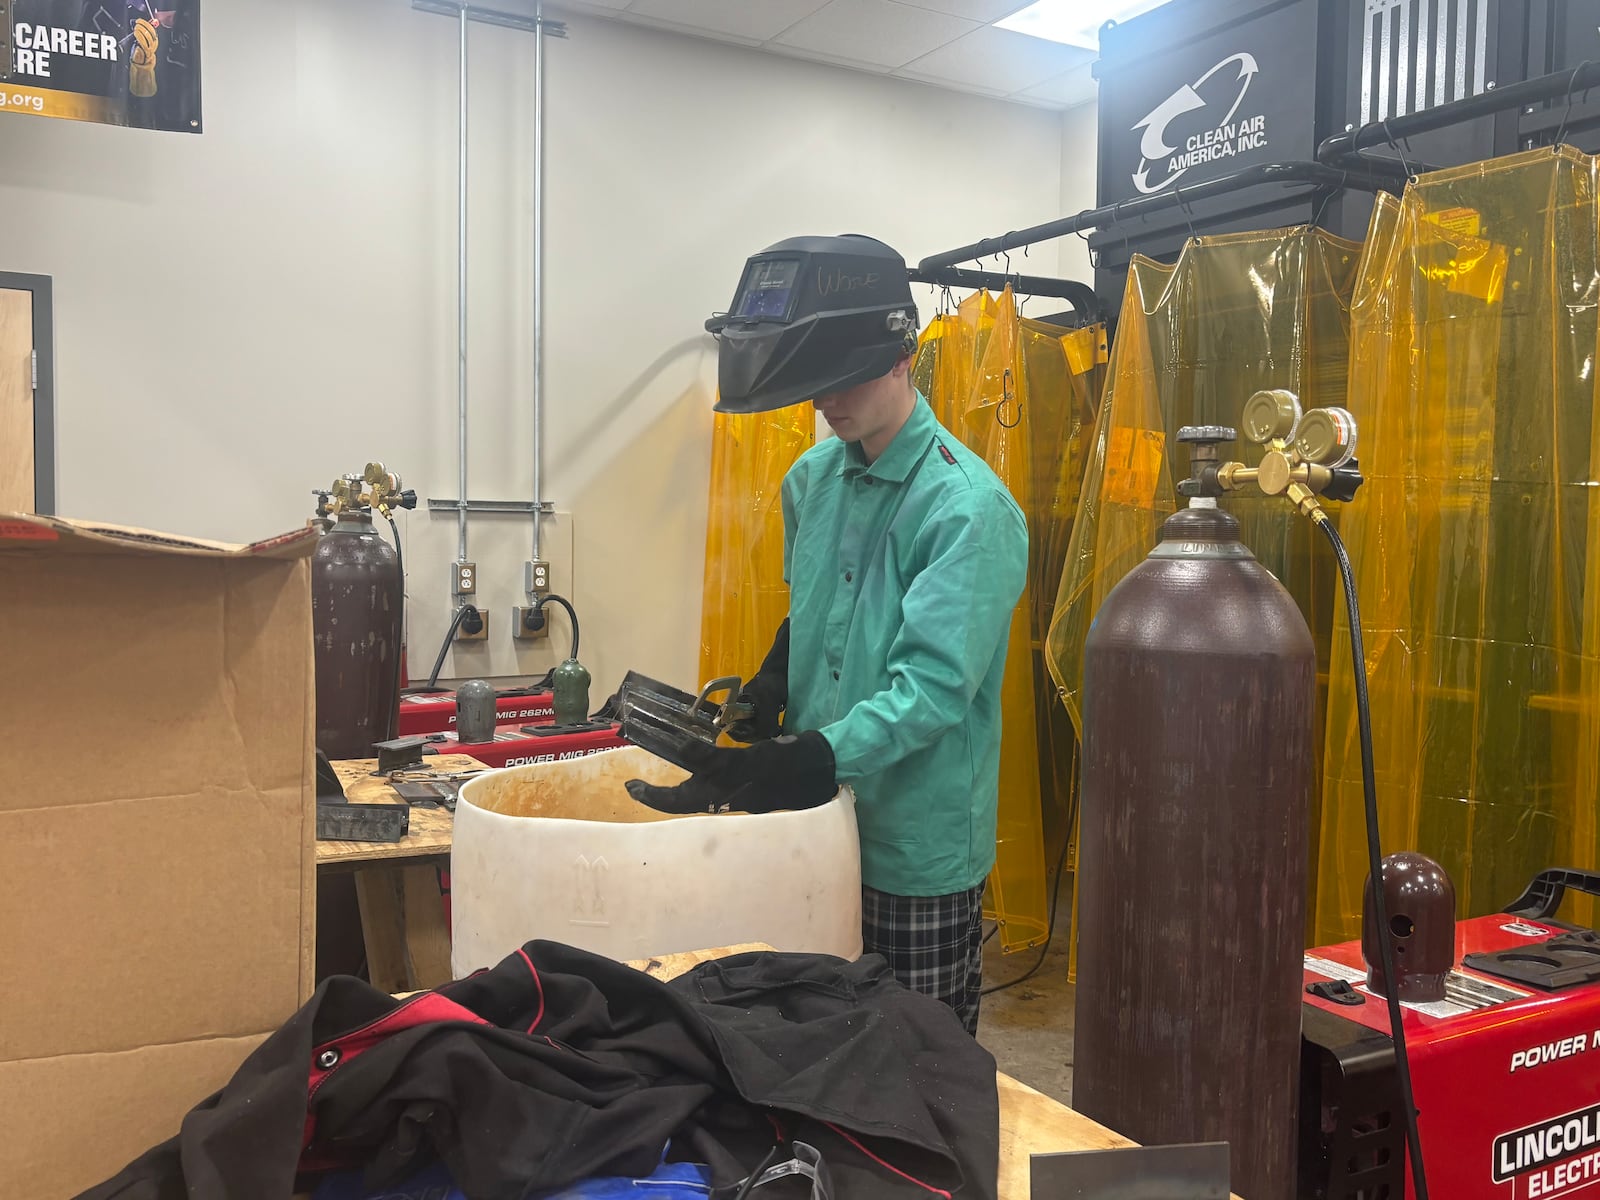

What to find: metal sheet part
left=1030, top=1142, right=1230, bottom=1199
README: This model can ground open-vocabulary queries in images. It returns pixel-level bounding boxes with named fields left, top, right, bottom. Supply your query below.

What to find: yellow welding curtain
left=1046, top=227, right=1362, bottom=719
left=916, top=289, right=1104, bottom=952
left=1044, top=228, right=1363, bottom=947
left=698, top=406, right=816, bottom=687
left=1316, top=146, right=1600, bottom=939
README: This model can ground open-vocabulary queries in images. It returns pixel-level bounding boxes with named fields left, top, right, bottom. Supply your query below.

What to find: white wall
left=0, top=2, right=1095, bottom=695
left=1059, top=100, right=1099, bottom=282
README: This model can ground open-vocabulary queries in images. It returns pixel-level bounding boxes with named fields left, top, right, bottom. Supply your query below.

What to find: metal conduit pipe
left=530, top=0, right=545, bottom=571
left=456, top=4, right=470, bottom=568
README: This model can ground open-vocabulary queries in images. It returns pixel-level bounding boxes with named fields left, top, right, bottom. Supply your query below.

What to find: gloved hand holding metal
left=726, top=618, right=791, bottom=743
left=625, top=730, right=837, bottom=815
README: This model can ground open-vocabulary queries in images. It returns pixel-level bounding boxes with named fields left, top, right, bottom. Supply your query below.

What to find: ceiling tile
left=624, top=0, right=830, bottom=42
left=897, top=24, right=1090, bottom=93
left=551, top=0, right=633, bottom=12
left=893, top=0, right=1033, bottom=21
left=772, top=0, right=978, bottom=70
left=1015, top=61, right=1099, bottom=108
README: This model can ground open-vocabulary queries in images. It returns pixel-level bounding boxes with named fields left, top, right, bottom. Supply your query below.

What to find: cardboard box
left=0, top=514, right=317, bottom=1198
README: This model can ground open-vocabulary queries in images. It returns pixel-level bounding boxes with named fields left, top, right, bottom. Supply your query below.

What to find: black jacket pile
left=80, top=943, right=999, bottom=1200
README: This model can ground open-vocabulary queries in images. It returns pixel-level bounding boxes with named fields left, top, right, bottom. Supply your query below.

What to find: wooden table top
left=315, top=755, right=485, bottom=866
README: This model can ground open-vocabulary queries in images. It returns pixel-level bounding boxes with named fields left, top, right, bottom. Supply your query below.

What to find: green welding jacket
left=781, top=395, right=1028, bottom=897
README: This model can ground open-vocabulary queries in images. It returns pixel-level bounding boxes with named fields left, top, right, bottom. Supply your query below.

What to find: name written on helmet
left=817, top=268, right=880, bottom=296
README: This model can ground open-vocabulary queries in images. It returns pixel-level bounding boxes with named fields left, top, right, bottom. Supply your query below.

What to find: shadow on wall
left=568, top=335, right=718, bottom=692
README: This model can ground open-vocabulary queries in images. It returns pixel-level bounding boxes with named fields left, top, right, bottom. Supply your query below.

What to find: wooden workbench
left=317, top=755, right=485, bottom=993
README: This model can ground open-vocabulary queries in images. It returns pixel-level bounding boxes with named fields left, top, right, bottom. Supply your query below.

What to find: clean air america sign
left=1130, top=52, right=1269, bottom=194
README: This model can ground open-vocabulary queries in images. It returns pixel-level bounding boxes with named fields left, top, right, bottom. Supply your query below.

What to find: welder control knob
left=1241, top=389, right=1303, bottom=445
left=1177, top=425, right=1237, bottom=446
left=1296, top=407, right=1358, bottom=468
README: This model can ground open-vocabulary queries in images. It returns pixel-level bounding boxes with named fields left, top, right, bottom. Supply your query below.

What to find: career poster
left=0, top=0, right=201, bottom=133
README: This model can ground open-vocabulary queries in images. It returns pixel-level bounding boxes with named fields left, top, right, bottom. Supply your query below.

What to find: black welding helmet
left=706, top=234, right=919, bottom=414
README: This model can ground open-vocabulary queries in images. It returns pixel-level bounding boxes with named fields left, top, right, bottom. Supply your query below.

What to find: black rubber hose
left=535, top=593, right=580, bottom=660
left=982, top=819, right=1074, bottom=996
left=1317, top=514, right=1428, bottom=1200
left=426, top=603, right=479, bottom=691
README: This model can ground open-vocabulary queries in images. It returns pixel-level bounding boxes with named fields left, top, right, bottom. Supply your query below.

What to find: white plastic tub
left=451, top=745, right=862, bottom=975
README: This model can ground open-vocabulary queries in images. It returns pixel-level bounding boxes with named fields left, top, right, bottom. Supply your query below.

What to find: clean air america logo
left=1131, top=52, right=1267, bottom=194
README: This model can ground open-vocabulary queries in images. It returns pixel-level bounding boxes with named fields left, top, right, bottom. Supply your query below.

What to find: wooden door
left=0, top=289, right=33, bottom=512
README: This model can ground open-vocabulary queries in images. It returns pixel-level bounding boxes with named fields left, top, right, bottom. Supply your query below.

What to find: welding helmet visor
left=707, top=235, right=919, bottom=414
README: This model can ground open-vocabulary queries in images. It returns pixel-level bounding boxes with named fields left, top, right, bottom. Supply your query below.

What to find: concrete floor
left=976, top=889, right=1076, bottom=1106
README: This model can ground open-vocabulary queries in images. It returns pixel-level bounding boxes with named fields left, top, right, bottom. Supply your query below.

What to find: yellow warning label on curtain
left=1103, top=427, right=1165, bottom=509
left=1426, top=206, right=1482, bottom=238
left=1417, top=217, right=1505, bottom=303
left=1061, top=326, right=1111, bottom=376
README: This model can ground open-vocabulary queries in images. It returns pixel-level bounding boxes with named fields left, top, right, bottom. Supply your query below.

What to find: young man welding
left=628, top=235, right=1028, bottom=1034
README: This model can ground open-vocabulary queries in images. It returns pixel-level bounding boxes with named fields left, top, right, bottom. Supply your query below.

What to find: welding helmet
left=706, top=234, right=919, bottom=414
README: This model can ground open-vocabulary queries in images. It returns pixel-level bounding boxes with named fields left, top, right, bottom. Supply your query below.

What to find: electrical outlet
left=525, top=559, right=550, bottom=596
left=454, top=561, right=477, bottom=595
left=512, top=605, right=549, bottom=641
left=454, top=608, right=488, bottom=642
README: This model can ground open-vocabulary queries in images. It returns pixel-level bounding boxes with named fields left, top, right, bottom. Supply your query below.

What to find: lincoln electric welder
left=1301, top=865, right=1600, bottom=1200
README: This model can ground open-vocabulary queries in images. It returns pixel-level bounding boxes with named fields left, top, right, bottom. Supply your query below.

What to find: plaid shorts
left=861, top=883, right=986, bottom=1035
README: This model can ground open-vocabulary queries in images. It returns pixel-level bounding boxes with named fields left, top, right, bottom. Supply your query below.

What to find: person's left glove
left=625, top=730, right=837, bottom=815
left=726, top=618, right=790, bottom=743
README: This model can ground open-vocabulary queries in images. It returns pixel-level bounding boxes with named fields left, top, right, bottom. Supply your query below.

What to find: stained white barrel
left=451, top=745, right=862, bottom=975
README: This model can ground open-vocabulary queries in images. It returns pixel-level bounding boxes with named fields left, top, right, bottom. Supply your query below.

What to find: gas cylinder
left=1074, top=426, right=1315, bottom=1200
left=312, top=510, right=403, bottom=759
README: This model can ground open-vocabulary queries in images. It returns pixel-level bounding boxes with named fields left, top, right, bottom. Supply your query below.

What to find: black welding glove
left=726, top=618, right=791, bottom=744
left=625, top=730, right=837, bottom=815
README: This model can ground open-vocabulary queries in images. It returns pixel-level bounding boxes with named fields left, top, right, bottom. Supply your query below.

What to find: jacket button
left=317, top=1048, right=341, bottom=1069
left=844, top=571, right=853, bottom=583
left=832, top=670, right=840, bottom=680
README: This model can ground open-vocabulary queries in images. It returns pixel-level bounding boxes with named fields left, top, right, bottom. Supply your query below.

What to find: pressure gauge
left=1296, top=407, right=1358, bottom=468
left=1241, top=389, right=1303, bottom=445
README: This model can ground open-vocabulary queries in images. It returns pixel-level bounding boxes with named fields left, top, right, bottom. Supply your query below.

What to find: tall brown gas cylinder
left=1075, top=500, right=1315, bottom=1200
left=312, top=511, right=403, bottom=759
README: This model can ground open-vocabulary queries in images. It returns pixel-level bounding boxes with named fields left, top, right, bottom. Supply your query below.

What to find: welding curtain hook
left=1074, top=226, right=1101, bottom=272
left=1555, top=60, right=1596, bottom=148
left=1380, top=118, right=1418, bottom=183
left=1312, top=171, right=1348, bottom=229
left=997, top=367, right=1021, bottom=428
left=1174, top=185, right=1199, bottom=243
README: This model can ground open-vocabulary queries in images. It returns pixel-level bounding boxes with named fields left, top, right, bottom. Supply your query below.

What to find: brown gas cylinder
left=1075, top=430, right=1316, bottom=1200
left=312, top=511, right=403, bottom=759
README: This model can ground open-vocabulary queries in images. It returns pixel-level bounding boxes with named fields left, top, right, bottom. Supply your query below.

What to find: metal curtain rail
left=915, top=160, right=1396, bottom=273
left=1318, top=60, right=1600, bottom=164
left=905, top=266, right=1105, bottom=323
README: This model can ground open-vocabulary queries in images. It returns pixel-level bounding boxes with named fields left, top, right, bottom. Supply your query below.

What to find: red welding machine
left=399, top=688, right=556, bottom=736
left=1301, top=868, right=1600, bottom=1200
left=419, top=723, right=627, bottom=768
